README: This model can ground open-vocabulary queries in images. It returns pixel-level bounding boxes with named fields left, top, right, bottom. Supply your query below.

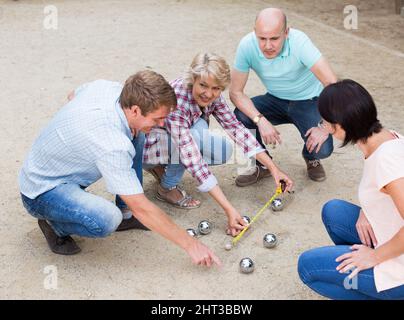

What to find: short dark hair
left=120, top=70, right=177, bottom=116
left=318, top=79, right=383, bottom=147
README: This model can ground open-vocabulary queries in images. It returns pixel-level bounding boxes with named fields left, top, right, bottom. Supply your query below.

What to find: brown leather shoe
left=116, top=215, right=150, bottom=231
left=304, top=158, right=326, bottom=182
left=235, top=165, right=271, bottom=187
left=38, top=219, right=81, bottom=255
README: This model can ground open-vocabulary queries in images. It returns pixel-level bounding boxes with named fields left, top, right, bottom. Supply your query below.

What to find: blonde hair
left=120, top=70, right=177, bottom=115
left=184, top=53, right=231, bottom=90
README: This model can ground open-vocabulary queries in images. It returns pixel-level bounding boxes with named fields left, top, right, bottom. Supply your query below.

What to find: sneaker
left=235, top=165, right=271, bottom=187
left=38, top=219, right=81, bottom=255
left=304, top=157, right=326, bottom=182
left=116, top=215, right=150, bottom=231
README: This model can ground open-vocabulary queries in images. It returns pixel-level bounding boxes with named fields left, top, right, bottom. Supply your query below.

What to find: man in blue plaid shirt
left=19, top=70, right=221, bottom=267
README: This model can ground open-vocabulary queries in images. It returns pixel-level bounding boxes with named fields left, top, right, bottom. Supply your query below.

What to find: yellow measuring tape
left=232, top=184, right=283, bottom=245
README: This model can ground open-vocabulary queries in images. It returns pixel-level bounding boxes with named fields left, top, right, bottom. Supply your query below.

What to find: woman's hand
left=305, top=126, right=329, bottom=154
left=336, top=245, right=381, bottom=279
left=356, top=210, right=378, bottom=247
left=225, top=208, right=247, bottom=237
left=271, top=169, right=294, bottom=193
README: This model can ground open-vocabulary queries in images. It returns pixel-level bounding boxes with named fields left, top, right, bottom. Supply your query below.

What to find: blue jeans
left=298, top=199, right=404, bottom=300
left=115, top=132, right=145, bottom=213
left=234, top=92, right=333, bottom=161
left=144, top=118, right=233, bottom=189
left=20, top=133, right=145, bottom=237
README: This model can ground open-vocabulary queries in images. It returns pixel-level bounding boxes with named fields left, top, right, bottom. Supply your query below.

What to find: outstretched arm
left=120, top=193, right=222, bottom=268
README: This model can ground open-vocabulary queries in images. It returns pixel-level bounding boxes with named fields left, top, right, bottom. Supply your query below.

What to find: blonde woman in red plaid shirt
left=144, top=53, right=293, bottom=236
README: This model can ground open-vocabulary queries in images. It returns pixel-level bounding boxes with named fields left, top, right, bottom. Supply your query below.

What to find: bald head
left=255, top=8, right=287, bottom=32
left=254, top=8, right=289, bottom=59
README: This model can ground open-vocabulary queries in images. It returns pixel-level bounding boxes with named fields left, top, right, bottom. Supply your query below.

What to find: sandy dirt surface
left=0, top=0, right=403, bottom=300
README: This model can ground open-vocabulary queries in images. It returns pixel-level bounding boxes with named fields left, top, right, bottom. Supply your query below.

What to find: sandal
left=145, top=165, right=165, bottom=183
left=156, top=184, right=201, bottom=209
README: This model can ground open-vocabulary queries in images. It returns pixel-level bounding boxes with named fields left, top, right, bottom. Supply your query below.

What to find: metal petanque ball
left=270, top=198, right=284, bottom=212
left=186, top=228, right=198, bottom=237
left=239, top=258, right=255, bottom=274
left=198, top=220, right=212, bottom=235
left=242, top=215, right=251, bottom=224
left=263, top=233, right=278, bottom=248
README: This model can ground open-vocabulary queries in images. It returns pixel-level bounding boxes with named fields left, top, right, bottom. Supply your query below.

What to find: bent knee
left=86, top=206, right=122, bottom=238
left=315, top=138, right=334, bottom=159
left=297, top=250, right=317, bottom=284
left=321, top=199, right=345, bottom=225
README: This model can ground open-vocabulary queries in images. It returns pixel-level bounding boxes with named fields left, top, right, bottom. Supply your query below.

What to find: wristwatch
left=253, top=113, right=264, bottom=125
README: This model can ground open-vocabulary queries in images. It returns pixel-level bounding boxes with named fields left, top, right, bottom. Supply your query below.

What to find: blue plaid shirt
left=19, top=80, right=143, bottom=199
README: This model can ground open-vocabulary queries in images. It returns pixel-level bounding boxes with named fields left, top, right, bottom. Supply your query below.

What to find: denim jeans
left=298, top=199, right=404, bottom=300
left=20, top=132, right=146, bottom=237
left=115, top=132, right=145, bottom=214
left=234, top=92, right=333, bottom=161
left=144, top=118, right=233, bottom=189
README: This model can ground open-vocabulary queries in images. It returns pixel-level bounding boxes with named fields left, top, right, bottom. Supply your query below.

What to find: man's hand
left=305, top=126, right=329, bottom=154
left=120, top=193, right=221, bottom=268
left=185, top=238, right=222, bottom=267
left=257, top=118, right=282, bottom=146
left=356, top=210, right=378, bottom=247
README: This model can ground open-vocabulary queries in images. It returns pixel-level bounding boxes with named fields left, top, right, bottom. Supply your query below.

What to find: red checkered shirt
left=143, top=77, right=264, bottom=192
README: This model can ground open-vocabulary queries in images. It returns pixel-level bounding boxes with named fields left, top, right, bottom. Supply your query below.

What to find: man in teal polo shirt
left=230, top=8, right=337, bottom=184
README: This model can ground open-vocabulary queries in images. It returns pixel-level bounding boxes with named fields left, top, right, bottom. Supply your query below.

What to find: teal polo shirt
left=234, top=28, right=323, bottom=101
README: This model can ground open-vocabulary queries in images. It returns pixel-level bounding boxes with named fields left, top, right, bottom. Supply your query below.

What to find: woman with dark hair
left=298, top=79, right=404, bottom=299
